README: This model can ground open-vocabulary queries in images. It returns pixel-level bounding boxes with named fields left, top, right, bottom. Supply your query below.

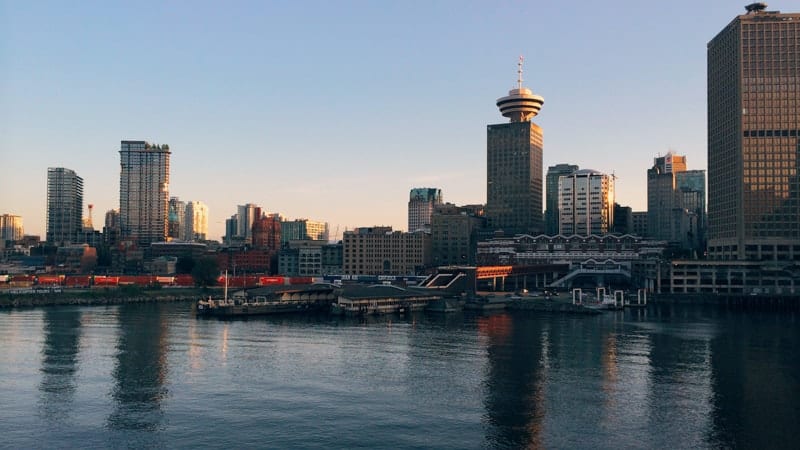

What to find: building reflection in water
left=707, top=309, right=799, bottom=449
left=107, top=303, right=169, bottom=433
left=38, top=308, right=83, bottom=423
left=478, top=312, right=547, bottom=448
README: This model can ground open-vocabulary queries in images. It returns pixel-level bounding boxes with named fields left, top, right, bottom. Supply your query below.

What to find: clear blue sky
left=1, top=1, right=786, bottom=240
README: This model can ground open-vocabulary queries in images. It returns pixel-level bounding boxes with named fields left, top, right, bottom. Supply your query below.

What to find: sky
left=1, top=1, right=790, bottom=241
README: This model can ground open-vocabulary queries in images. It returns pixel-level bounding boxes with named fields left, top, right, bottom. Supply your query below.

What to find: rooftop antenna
left=517, top=55, right=524, bottom=89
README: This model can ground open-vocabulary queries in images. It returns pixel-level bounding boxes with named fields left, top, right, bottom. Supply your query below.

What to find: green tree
left=191, top=257, right=219, bottom=287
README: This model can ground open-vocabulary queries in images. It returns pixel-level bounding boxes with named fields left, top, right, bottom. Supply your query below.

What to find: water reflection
left=479, top=312, right=547, bottom=448
left=38, top=308, right=82, bottom=423
left=107, top=304, right=169, bottom=432
left=708, top=310, right=799, bottom=449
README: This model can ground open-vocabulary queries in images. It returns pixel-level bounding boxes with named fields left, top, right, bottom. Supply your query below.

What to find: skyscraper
left=676, top=170, right=707, bottom=253
left=119, top=140, right=170, bottom=245
left=486, top=58, right=544, bottom=235
left=46, top=167, right=83, bottom=246
left=237, top=203, right=259, bottom=243
left=647, top=152, right=687, bottom=242
left=168, top=197, right=186, bottom=241
left=545, top=164, right=578, bottom=235
left=707, top=5, right=800, bottom=260
left=224, top=214, right=239, bottom=245
left=558, top=169, right=614, bottom=236
left=184, top=201, right=209, bottom=241
left=103, top=209, right=121, bottom=246
left=408, top=188, right=443, bottom=232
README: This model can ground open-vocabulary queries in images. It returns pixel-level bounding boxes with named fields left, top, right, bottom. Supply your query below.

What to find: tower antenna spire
left=497, top=56, right=543, bottom=122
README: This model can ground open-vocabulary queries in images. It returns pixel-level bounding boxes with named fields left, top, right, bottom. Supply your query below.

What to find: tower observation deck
left=496, top=56, right=544, bottom=122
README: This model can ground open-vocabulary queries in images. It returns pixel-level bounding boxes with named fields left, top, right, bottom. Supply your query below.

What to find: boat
left=330, top=285, right=441, bottom=316
left=425, top=298, right=462, bottom=313
left=583, top=293, right=623, bottom=311
left=463, top=295, right=511, bottom=311
left=200, top=298, right=327, bottom=317
left=197, top=273, right=336, bottom=318
left=196, top=271, right=231, bottom=316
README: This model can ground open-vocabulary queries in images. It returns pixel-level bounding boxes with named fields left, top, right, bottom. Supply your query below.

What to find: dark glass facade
left=545, top=164, right=578, bottom=235
left=486, top=122, right=543, bottom=235
left=708, top=9, right=800, bottom=261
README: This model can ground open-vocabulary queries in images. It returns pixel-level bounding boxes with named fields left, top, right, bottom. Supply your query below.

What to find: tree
left=176, top=256, right=196, bottom=274
left=191, top=257, right=219, bottom=287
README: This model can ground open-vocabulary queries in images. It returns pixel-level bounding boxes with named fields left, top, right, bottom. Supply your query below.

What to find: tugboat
left=196, top=271, right=231, bottom=317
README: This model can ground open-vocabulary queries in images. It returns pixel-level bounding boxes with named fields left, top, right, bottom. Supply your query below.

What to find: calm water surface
left=0, top=302, right=797, bottom=449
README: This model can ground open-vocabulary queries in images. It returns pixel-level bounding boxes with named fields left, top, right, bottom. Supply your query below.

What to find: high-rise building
left=280, top=219, right=329, bottom=243
left=0, top=214, right=24, bottom=246
left=647, top=152, right=687, bottom=242
left=168, top=197, right=186, bottom=241
left=237, top=203, right=259, bottom=243
left=408, top=188, right=443, bottom=232
left=707, top=5, right=800, bottom=260
left=103, top=209, right=121, bottom=246
left=558, top=169, right=614, bottom=236
left=184, top=201, right=209, bottom=241
left=119, top=140, right=170, bottom=245
left=252, top=208, right=281, bottom=251
left=545, top=164, right=579, bottom=235
left=224, top=215, right=239, bottom=245
left=676, top=170, right=707, bottom=252
left=632, top=212, right=648, bottom=238
left=46, top=167, right=83, bottom=246
left=612, top=203, right=633, bottom=235
left=486, top=58, right=545, bottom=235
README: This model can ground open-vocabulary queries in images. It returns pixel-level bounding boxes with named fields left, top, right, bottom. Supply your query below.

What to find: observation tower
left=496, top=57, right=544, bottom=122
left=485, top=57, right=546, bottom=235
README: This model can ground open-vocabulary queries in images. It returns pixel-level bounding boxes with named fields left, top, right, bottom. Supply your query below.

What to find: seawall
left=652, top=293, right=800, bottom=311
left=0, top=290, right=204, bottom=309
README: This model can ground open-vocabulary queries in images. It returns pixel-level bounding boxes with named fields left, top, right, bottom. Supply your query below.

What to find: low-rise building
left=343, top=227, right=430, bottom=276
left=217, top=247, right=273, bottom=274
left=655, top=260, right=799, bottom=295
left=477, top=233, right=667, bottom=289
left=278, top=240, right=329, bottom=276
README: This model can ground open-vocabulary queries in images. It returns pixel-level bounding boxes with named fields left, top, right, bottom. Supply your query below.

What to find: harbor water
left=1, top=302, right=797, bottom=449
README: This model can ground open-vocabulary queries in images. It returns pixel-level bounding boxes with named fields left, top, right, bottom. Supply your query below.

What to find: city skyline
left=2, top=1, right=792, bottom=240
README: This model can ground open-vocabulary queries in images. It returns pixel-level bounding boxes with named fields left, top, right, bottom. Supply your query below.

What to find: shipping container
left=65, top=275, right=91, bottom=287
left=288, top=277, right=313, bottom=285
left=37, top=275, right=65, bottom=285
left=155, top=276, right=175, bottom=286
left=93, top=276, right=120, bottom=286
left=174, top=274, right=195, bottom=287
left=118, top=275, right=155, bottom=286
left=11, top=274, right=36, bottom=283
left=258, top=276, right=285, bottom=286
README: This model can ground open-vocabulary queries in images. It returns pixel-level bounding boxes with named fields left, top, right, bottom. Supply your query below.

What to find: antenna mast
left=517, top=55, right=524, bottom=89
